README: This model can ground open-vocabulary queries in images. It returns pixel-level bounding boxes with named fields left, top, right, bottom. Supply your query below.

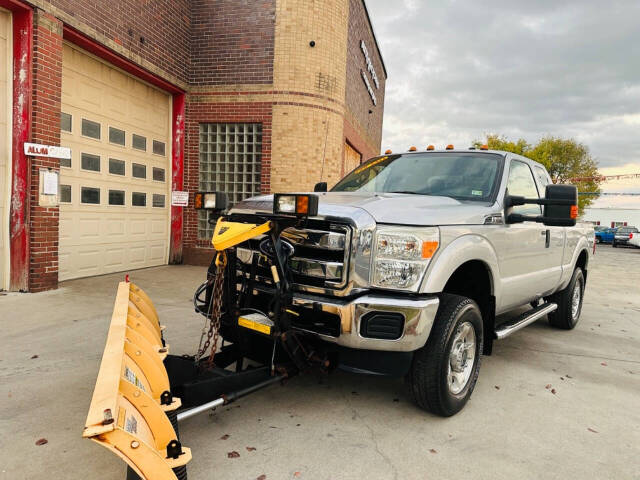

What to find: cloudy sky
left=366, top=0, right=640, bottom=180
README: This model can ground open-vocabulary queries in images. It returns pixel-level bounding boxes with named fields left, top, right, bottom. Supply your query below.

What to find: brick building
left=0, top=0, right=386, bottom=292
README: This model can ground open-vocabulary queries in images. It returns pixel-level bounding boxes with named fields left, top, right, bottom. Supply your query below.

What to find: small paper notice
left=171, top=191, right=189, bottom=207
left=43, top=171, right=58, bottom=195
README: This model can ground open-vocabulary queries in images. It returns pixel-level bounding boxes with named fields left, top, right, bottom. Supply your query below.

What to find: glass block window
left=152, top=194, right=165, bottom=208
left=152, top=140, right=166, bottom=156
left=132, top=134, right=146, bottom=151
left=109, top=127, right=125, bottom=146
left=60, top=113, right=72, bottom=132
left=109, top=158, right=125, bottom=176
left=198, top=123, right=262, bottom=239
left=60, top=185, right=71, bottom=203
left=81, top=153, right=100, bottom=172
left=82, top=119, right=101, bottom=139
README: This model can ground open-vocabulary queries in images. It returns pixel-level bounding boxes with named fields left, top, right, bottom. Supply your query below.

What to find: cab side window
left=507, top=160, right=541, bottom=215
left=533, top=165, right=551, bottom=189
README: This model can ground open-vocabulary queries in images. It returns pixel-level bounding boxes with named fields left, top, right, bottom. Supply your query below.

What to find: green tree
left=474, top=134, right=602, bottom=215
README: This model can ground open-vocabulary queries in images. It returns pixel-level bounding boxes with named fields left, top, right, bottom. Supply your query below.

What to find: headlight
left=371, top=227, right=439, bottom=291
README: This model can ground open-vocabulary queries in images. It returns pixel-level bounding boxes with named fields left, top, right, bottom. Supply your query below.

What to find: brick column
left=29, top=10, right=62, bottom=292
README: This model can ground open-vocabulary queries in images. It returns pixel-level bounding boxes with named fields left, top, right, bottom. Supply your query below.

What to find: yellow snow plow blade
left=83, top=281, right=191, bottom=480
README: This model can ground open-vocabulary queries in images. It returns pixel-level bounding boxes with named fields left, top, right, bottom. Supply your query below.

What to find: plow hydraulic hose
left=176, top=374, right=285, bottom=422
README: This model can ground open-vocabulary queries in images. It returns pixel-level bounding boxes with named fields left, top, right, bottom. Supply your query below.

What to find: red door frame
left=1, top=0, right=32, bottom=291
left=62, top=26, right=187, bottom=264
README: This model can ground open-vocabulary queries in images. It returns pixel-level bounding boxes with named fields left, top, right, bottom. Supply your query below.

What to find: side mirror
left=314, top=182, right=328, bottom=192
left=542, top=184, right=578, bottom=226
left=505, top=184, right=578, bottom=227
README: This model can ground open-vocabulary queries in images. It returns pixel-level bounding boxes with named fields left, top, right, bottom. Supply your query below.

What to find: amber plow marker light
left=193, top=191, right=229, bottom=211
left=273, top=194, right=319, bottom=217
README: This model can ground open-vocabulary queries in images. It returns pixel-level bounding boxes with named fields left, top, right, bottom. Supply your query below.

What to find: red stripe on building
left=2, top=0, right=33, bottom=291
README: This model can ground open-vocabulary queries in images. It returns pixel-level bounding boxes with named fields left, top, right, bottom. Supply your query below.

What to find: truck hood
left=232, top=192, right=498, bottom=226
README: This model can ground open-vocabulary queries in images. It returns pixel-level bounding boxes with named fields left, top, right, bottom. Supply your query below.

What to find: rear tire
left=408, top=294, right=483, bottom=417
left=547, top=267, right=584, bottom=330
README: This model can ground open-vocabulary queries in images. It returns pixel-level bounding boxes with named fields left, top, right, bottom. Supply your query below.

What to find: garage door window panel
left=60, top=185, right=72, bottom=203
left=61, top=112, right=72, bottom=133
left=81, top=119, right=101, bottom=140
left=109, top=126, right=126, bottom=146
left=81, top=153, right=101, bottom=172
left=81, top=187, right=100, bottom=204
left=108, top=190, right=125, bottom=206
left=60, top=156, right=72, bottom=168
left=152, top=140, right=166, bottom=156
left=198, top=123, right=263, bottom=239
left=152, top=167, right=165, bottom=182
left=132, top=192, right=146, bottom=207
left=152, top=194, right=165, bottom=208
left=132, top=134, right=146, bottom=151
left=132, top=163, right=146, bottom=179
left=109, top=158, right=125, bottom=176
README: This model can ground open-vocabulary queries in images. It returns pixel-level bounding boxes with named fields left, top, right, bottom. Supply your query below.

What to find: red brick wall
left=343, top=116, right=378, bottom=173
left=29, top=10, right=63, bottom=293
left=41, top=0, right=191, bottom=84
left=182, top=98, right=273, bottom=265
left=190, top=0, right=275, bottom=86
left=345, top=0, right=386, bottom=153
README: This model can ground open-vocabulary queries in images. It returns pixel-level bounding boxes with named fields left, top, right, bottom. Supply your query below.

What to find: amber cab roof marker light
left=446, top=144, right=454, bottom=150
left=426, top=145, right=435, bottom=151
left=408, top=146, right=417, bottom=152
left=480, top=144, right=489, bottom=150
left=385, top=149, right=392, bottom=154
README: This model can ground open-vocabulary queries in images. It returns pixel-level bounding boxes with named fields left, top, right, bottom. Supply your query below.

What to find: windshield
left=332, top=153, right=503, bottom=202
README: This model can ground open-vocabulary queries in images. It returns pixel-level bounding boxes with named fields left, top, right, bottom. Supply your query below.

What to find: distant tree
left=473, top=134, right=530, bottom=156
left=473, top=134, right=602, bottom=215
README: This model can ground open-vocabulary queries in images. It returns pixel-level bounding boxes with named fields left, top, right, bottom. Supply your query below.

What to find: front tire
left=408, top=294, right=483, bottom=417
left=547, top=267, right=584, bottom=330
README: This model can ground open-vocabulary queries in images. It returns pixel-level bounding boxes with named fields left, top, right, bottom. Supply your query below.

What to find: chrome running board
left=494, top=303, right=558, bottom=340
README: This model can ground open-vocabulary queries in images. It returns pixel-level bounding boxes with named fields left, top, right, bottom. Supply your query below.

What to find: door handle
left=545, top=229, right=550, bottom=248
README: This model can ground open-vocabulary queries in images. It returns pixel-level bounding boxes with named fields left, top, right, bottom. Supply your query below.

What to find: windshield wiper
left=388, top=191, right=425, bottom=195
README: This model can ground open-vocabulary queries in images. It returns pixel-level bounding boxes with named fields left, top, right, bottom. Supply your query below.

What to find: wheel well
left=576, top=249, right=588, bottom=271
left=576, top=249, right=588, bottom=283
left=442, top=260, right=495, bottom=355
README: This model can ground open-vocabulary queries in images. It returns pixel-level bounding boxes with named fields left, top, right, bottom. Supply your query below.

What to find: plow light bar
left=194, top=191, right=228, bottom=211
left=273, top=193, right=319, bottom=217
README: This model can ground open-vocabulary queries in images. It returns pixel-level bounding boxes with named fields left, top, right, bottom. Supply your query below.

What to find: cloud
left=366, top=0, right=640, bottom=169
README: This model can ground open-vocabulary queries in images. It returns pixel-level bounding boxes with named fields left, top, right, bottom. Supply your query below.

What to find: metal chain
left=196, top=252, right=226, bottom=369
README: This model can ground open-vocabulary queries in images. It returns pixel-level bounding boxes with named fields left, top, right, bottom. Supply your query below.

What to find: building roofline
left=361, top=0, right=388, bottom=78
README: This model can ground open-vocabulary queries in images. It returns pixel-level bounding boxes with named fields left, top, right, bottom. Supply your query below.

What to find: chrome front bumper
left=292, top=293, right=440, bottom=352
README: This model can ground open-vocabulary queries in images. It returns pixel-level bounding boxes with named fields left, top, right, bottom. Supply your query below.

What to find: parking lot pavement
left=1, top=246, right=639, bottom=480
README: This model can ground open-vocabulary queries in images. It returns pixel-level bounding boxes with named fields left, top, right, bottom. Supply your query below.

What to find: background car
left=595, top=227, right=617, bottom=244
left=613, top=226, right=639, bottom=247
left=628, top=232, right=640, bottom=248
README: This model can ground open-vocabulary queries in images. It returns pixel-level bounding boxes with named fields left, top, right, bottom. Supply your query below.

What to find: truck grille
left=235, top=218, right=351, bottom=291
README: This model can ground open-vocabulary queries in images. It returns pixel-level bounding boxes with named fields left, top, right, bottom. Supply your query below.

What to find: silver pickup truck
left=224, top=149, right=593, bottom=416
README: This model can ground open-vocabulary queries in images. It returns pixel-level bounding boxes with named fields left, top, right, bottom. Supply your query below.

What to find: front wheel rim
left=447, top=321, right=476, bottom=395
left=571, top=278, right=582, bottom=320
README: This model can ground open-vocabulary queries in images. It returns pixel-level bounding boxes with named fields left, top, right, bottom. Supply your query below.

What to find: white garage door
left=0, top=9, right=11, bottom=291
left=59, top=43, right=171, bottom=281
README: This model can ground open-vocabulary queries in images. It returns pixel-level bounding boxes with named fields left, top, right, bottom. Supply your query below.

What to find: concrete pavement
left=1, top=245, right=638, bottom=480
